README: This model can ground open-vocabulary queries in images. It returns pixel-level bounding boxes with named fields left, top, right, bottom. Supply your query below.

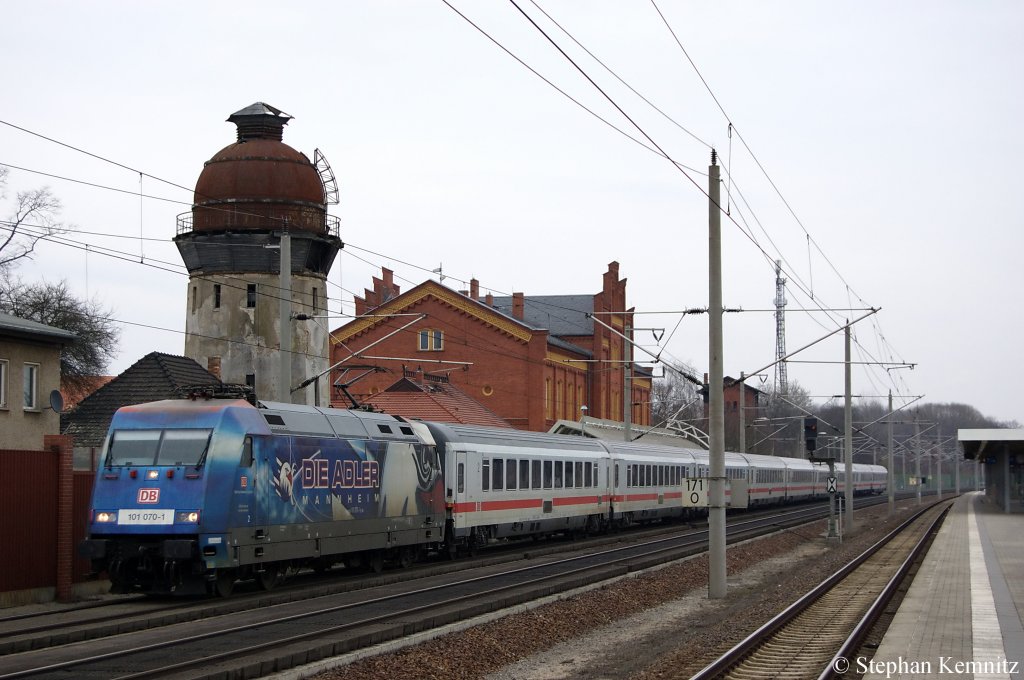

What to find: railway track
left=691, top=498, right=951, bottom=680
left=0, top=498, right=875, bottom=680
left=1, top=493, right=903, bottom=658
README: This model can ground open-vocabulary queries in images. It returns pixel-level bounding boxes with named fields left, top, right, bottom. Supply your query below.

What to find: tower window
left=312, top=288, right=319, bottom=313
left=245, top=373, right=255, bottom=388
left=191, top=286, right=197, bottom=313
left=213, top=284, right=221, bottom=309
left=246, top=284, right=257, bottom=308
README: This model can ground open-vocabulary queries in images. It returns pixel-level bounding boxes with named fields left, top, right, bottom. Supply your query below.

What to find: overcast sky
left=3, top=1, right=1022, bottom=425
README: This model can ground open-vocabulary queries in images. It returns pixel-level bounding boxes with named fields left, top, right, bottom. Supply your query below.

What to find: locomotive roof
left=257, top=400, right=422, bottom=442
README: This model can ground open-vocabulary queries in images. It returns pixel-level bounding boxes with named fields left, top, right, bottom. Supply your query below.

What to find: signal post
left=805, top=416, right=840, bottom=541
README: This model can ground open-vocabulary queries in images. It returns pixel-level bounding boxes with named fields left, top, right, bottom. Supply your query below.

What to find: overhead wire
left=647, top=0, right=911, bottom=400
left=2, top=15, right=911, bottom=408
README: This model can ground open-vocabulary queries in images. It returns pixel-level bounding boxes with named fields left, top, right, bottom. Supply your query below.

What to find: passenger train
left=82, top=396, right=886, bottom=596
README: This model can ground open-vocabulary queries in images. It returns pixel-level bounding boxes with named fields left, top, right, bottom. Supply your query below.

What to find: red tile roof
left=366, top=377, right=513, bottom=428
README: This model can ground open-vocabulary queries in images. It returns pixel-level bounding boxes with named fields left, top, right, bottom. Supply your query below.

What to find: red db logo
left=138, top=488, right=160, bottom=504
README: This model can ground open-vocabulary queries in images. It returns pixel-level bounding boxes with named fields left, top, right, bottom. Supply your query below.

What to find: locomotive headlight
left=94, top=511, right=118, bottom=523
left=146, top=470, right=160, bottom=480
left=175, top=510, right=200, bottom=523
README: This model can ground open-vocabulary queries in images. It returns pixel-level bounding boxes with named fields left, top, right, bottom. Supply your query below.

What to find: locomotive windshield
left=106, top=429, right=213, bottom=467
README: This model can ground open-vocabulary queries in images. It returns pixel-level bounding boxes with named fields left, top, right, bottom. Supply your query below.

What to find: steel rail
left=818, top=503, right=951, bottom=680
left=689, top=498, right=952, bottom=680
left=1, top=499, right=862, bottom=680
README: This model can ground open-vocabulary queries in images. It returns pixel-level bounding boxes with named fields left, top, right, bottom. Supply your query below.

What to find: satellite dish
left=49, top=389, right=65, bottom=413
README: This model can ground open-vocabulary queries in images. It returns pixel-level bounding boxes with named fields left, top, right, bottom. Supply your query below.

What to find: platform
left=862, top=492, right=1023, bottom=679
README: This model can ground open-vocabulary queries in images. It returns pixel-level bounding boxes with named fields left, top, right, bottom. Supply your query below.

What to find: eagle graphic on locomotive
left=81, top=394, right=886, bottom=596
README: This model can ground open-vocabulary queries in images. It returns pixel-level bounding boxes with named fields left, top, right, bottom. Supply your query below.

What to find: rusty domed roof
left=191, top=103, right=326, bottom=233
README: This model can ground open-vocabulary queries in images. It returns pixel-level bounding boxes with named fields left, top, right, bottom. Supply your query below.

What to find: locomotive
left=81, top=396, right=886, bottom=596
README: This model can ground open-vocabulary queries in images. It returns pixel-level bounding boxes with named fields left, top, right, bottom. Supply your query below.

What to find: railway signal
left=804, top=416, right=818, bottom=452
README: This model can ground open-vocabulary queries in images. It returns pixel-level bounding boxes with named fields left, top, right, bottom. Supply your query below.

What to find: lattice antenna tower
left=774, top=259, right=788, bottom=394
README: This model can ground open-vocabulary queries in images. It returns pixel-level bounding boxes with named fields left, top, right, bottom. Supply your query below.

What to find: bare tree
left=650, top=367, right=705, bottom=428
left=0, top=168, right=64, bottom=272
left=0, top=276, right=120, bottom=391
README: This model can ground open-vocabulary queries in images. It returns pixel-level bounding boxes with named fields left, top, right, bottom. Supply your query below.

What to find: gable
left=333, top=281, right=533, bottom=345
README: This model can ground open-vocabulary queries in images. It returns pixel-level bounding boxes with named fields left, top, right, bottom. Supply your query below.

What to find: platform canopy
left=958, top=428, right=1024, bottom=460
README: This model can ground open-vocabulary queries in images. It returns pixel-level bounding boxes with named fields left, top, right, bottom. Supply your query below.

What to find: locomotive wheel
left=257, top=565, right=280, bottom=591
left=211, top=570, right=236, bottom=598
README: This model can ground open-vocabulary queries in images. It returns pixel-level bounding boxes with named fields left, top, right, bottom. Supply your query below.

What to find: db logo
left=138, top=488, right=160, bottom=504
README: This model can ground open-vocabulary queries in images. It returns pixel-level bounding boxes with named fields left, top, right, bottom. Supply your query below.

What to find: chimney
left=485, top=292, right=494, bottom=306
left=207, top=356, right=222, bottom=380
left=512, top=292, right=524, bottom=320
left=470, top=278, right=479, bottom=300
left=227, top=102, right=291, bottom=142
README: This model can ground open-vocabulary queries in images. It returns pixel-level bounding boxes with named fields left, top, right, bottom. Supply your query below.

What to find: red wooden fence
left=0, top=440, right=98, bottom=599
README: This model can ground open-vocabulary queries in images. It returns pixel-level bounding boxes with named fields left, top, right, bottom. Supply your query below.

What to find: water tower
left=174, top=102, right=342, bottom=405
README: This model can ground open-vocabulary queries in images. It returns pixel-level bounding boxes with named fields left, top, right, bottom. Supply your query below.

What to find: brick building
left=330, top=262, right=651, bottom=432
left=0, top=312, right=75, bottom=449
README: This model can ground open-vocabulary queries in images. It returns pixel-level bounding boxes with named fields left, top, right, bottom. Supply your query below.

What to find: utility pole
left=708, top=150, right=726, bottom=599
left=955, top=444, right=961, bottom=494
left=887, top=390, right=894, bottom=514
left=623, top=323, right=632, bottom=442
left=279, top=228, right=292, bottom=403
left=738, top=371, right=746, bottom=453
left=936, top=425, right=943, bottom=500
left=844, top=323, right=854, bottom=531
left=915, top=417, right=921, bottom=504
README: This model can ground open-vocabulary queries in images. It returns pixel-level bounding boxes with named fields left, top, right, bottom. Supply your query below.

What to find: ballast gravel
left=313, top=500, right=927, bottom=680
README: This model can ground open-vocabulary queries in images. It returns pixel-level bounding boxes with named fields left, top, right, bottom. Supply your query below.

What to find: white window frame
left=418, top=328, right=444, bottom=351
left=23, top=362, right=39, bottom=410
left=0, top=359, right=7, bottom=408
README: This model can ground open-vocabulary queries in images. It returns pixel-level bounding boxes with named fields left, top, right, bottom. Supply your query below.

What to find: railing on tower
left=176, top=211, right=340, bottom=238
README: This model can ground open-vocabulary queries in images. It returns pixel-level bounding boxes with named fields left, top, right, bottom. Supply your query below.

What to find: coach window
left=564, top=460, right=574, bottom=488
left=615, top=463, right=620, bottom=487
left=0, top=359, right=7, bottom=408
left=482, top=459, right=490, bottom=491
left=519, top=460, right=530, bottom=489
left=554, top=461, right=563, bottom=489
left=506, top=459, right=517, bottom=490
left=458, top=462, right=465, bottom=493
left=543, top=460, right=553, bottom=489
left=532, top=459, right=542, bottom=489
left=241, top=436, right=253, bottom=467
left=575, top=461, right=583, bottom=488
left=585, top=461, right=592, bottom=487
left=493, top=458, right=503, bottom=490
